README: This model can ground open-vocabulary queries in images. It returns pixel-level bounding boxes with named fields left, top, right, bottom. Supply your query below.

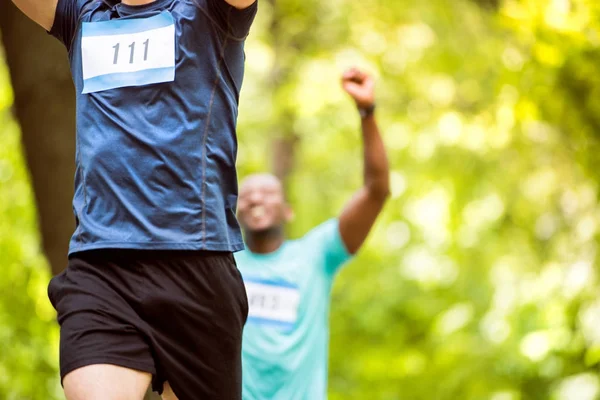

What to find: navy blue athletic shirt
left=50, top=0, right=257, bottom=254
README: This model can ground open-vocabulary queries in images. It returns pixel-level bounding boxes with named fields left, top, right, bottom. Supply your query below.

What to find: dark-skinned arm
left=338, top=69, right=390, bottom=255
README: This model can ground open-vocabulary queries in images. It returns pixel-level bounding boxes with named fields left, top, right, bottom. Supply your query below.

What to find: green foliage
left=0, top=51, right=61, bottom=398
left=3, top=0, right=600, bottom=399
left=238, top=1, right=600, bottom=399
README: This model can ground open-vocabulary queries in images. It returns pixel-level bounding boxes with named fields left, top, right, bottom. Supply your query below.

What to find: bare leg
left=161, top=382, right=179, bottom=400
left=63, top=364, right=152, bottom=400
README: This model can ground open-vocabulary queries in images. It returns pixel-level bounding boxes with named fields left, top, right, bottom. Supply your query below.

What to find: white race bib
left=244, top=278, right=301, bottom=330
left=81, top=11, right=176, bottom=94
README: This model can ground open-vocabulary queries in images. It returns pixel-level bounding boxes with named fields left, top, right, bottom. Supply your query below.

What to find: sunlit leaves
left=3, top=0, right=600, bottom=399
left=0, top=54, right=60, bottom=399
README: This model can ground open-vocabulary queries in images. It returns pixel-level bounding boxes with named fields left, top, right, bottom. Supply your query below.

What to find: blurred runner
left=9, top=0, right=257, bottom=398
left=236, top=68, right=390, bottom=400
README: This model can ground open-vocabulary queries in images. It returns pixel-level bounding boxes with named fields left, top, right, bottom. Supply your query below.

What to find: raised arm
left=338, top=68, right=390, bottom=255
left=223, top=0, right=256, bottom=10
left=11, top=0, right=58, bottom=31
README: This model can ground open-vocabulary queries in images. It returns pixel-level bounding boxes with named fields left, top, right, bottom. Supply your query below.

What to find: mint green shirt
left=235, top=219, right=351, bottom=400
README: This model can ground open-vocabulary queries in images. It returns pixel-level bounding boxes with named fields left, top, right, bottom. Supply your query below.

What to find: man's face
left=237, top=174, right=291, bottom=233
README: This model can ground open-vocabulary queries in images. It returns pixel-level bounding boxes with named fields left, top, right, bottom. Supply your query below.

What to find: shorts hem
left=60, top=356, right=156, bottom=385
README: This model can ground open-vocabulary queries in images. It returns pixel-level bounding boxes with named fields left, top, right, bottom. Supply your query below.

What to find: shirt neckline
left=115, top=0, right=173, bottom=16
left=247, top=241, right=288, bottom=260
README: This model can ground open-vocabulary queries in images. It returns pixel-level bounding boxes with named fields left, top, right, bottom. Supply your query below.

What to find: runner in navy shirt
left=10, top=0, right=257, bottom=398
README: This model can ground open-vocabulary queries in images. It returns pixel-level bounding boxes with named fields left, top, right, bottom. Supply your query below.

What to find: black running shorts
left=48, top=249, right=248, bottom=399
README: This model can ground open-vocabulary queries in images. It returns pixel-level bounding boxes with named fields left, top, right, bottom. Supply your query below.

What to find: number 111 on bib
left=112, top=39, right=151, bottom=65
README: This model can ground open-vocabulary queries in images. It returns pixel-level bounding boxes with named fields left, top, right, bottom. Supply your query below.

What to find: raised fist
left=341, top=68, right=375, bottom=109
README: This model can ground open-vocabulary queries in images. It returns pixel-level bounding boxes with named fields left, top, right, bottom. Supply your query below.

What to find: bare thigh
left=63, top=364, right=152, bottom=400
left=161, top=382, right=178, bottom=400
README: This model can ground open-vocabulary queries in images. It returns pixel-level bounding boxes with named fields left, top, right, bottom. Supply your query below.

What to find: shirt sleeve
left=49, top=0, right=91, bottom=50
left=205, top=0, right=258, bottom=40
left=302, top=219, right=352, bottom=278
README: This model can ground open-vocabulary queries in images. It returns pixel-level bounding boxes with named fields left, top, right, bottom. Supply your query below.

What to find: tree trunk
left=267, top=0, right=299, bottom=189
left=0, top=4, right=76, bottom=276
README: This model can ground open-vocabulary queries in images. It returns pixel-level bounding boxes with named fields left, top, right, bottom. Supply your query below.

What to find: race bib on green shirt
left=244, top=278, right=301, bottom=330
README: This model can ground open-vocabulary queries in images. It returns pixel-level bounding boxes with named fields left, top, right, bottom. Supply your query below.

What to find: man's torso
left=50, top=0, right=256, bottom=254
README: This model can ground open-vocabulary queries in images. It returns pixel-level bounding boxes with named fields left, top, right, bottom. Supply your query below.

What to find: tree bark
left=267, top=0, right=298, bottom=189
left=0, top=4, right=76, bottom=276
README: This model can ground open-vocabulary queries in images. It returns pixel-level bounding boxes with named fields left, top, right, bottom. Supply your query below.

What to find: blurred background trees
left=2, top=0, right=600, bottom=399
left=0, top=4, right=76, bottom=277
